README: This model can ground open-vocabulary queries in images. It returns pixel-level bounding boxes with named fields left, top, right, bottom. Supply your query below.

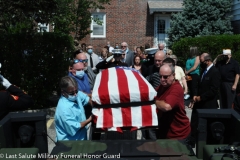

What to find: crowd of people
left=1, top=41, right=239, bottom=148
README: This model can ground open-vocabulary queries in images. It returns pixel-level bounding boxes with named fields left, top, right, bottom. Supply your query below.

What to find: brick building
left=80, top=0, right=183, bottom=53
left=37, top=0, right=240, bottom=53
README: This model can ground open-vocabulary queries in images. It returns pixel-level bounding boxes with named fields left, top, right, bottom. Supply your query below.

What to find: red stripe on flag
left=141, top=105, right=153, bottom=126
left=98, top=69, right=111, bottom=105
left=132, top=72, right=149, bottom=101
left=116, top=69, right=131, bottom=102
left=98, top=70, right=113, bottom=127
left=103, top=108, right=113, bottom=127
left=116, top=69, right=132, bottom=126
left=121, top=107, right=132, bottom=126
left=132, top=72, right=152, bottom=126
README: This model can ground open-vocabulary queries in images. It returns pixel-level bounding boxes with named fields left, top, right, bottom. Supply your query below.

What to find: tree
left=167, top=0, right=233, bottom=44
left=0, top=0, right=110, bottom=40
left=0, top=0, right=58, bottom=33
left=53, top=0, right=110, bottom=40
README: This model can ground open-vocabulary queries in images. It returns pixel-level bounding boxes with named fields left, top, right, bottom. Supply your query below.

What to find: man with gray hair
left=121, top=42, right=134, bottom=66
left=158, top=43, right=166, bottom=54
left=75, top=51, right=96, bottom=91
left=155, top=64, right=191, bottom=141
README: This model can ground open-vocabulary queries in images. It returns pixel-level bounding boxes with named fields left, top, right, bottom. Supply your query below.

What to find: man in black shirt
left=213, top=49, right=240, bottom=108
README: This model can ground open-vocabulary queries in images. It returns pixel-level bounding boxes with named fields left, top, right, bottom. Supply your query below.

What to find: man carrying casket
left=155, top=64, right=191, bottom=141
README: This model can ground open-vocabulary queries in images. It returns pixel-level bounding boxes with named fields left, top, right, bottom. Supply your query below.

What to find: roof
left=148, top=0, right=183, bottom=14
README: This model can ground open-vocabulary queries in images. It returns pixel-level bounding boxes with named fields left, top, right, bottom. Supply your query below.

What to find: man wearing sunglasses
left=155, top=64, right=191, bottom=142
left=68, top=60, right=91, bottom=95
left=55, top=76, right=92, bottom=141
left=120, top=42, right=134, bottom=67
left=75, top=51, right=96, bottom=91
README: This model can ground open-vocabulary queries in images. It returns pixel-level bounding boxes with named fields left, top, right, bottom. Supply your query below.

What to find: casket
left=92, top=67, right=158, bottom=132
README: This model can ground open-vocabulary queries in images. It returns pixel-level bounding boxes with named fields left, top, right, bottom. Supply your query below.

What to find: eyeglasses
left=122, top=54, right=125, bottom=55
left=74, top=59, right=88, bottom=63
left=121, top=46, right=127, bottom=48
left=64, top=90, right=78, bottom=96
left=159, top=74, right=172, bottom=79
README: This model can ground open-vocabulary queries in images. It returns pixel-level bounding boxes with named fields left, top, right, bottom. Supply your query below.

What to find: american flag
left=92, top=67, right=158, bottom=132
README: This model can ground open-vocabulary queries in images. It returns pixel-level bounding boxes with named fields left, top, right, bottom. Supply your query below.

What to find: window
left=157, top=20, right=165, bottom=34
left=91, top=13, right=106, bottom=38
left=38, top=23, right=49, bottom=32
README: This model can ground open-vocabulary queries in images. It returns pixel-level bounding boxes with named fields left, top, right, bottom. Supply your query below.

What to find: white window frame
left=90, top=13, right=106, bottom=38
left=38, top=23, right=49, bottom=32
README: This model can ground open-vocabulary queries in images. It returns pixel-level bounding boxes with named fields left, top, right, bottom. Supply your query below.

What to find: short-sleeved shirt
left=55, top=91, right=90, bottom=141
left=175, top=66, right=185, bottom=88
left=216, top=58, right=240, bottom=83
left=155, top=81, right=191, bottom=139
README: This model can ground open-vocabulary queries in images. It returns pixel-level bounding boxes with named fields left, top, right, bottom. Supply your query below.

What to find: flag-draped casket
left=92, top=67, right=158, bottom=132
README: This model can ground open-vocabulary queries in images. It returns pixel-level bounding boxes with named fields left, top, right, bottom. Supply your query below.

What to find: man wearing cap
left=213, top=49, right=240, bottom=109
left=96, top=49, right=128, bottom=69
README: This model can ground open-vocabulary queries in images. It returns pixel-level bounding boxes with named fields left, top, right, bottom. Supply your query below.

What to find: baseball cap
left=223, top=49, right=231, bottom=55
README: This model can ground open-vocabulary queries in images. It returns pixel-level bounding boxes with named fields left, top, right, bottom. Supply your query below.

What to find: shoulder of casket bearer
left=145, top=48, right=158, bottom=55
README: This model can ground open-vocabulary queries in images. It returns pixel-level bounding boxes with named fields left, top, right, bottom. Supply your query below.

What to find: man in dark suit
left=121, top=42, right=134, bottom=67
left=189, top=53, right=221, bottom=146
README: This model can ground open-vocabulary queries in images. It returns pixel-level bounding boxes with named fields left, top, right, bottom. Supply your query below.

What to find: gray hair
left=160, top=63, right=175, bottom=74
left=59, top=76, right=78, bottom=91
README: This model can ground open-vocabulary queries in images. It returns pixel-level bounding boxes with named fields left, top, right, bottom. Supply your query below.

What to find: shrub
left=0, top=32, right=74, bottom=108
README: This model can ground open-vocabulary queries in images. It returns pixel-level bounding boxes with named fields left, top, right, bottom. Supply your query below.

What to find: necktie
left=90, top=55, right=93, bottom=68
left=201, top=70, right=207, bottom=81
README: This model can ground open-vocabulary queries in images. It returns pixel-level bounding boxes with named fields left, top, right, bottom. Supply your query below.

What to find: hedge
left=171, top=34, right=240, bottom=68
left=0, top=32, right=74, bottom=109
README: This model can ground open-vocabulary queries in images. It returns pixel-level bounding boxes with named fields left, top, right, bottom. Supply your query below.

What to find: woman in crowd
left=170, top=54, right=188, bottom=94
left=185, top=46, right=200, bottom=99
left=99, top=48, right=109, bottom=62
left=131, top=55, right=147, bottom=77
left=55, top=76, right=92, bottom=141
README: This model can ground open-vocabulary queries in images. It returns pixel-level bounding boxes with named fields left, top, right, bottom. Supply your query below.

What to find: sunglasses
left=159, top=74, right=172, bottom=79
left=122, top=54, right=125, bottom=55
left=74, top=59, right=88, bottom=63
left=65, top=90, right=78, bottom=96
left=121, top=46, right=127, bottom=48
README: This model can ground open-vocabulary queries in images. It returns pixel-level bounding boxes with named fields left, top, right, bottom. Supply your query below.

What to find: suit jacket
left=85, top=66, right=96, bottom=90
left=85, top=52, right=99, bottom=70
left=194, top=65, right=221, bottom=109
left=124, top=50, right=134, bottom=67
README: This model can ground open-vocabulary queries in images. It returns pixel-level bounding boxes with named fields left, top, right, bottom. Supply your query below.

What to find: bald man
left=75, top=52, right=96, bottom=90
left=189, top=53, right=221, bottom=145
left=155, top=64, right=191, bottom=140
left=146, top=51, right=166, bottom=88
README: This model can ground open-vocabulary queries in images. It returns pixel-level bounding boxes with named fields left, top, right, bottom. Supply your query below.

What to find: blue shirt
left=54, top=91, right=90, bottom=141
left=68, top=72, right=91, bottom=94
left=186, top=57, right=200, bottom=75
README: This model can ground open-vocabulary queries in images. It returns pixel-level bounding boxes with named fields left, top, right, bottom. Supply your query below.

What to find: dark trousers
left=187, top=74, right=200, bottom=99
left=190, top=108, right=198, bottom=143
left=220, top=82, right=236, bottom=109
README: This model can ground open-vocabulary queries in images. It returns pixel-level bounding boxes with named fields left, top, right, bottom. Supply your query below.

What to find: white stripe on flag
left=108, top=68, right=120, bottom=104
left=124, top=69, right=141, bottom=102
left=131, top=106, right=142, bottom=127
left=96, top=108, right=104, bottom=128
left=92, top=71, right=102, bottom=104
left=111, top=108, right=123, bottom=127
left=151, top=104, right=158, bottom=126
